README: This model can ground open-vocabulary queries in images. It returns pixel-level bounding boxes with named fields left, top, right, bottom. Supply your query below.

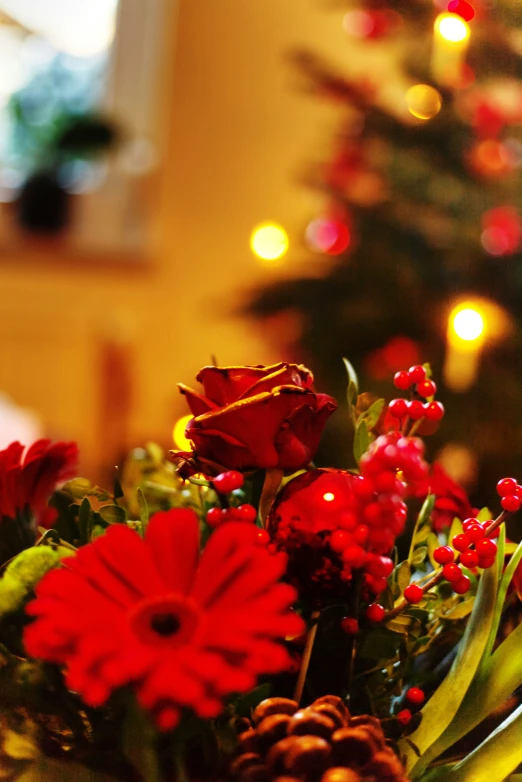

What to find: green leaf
left=427, top=533, right=440, bottom=569
left=402, top=555, right=499, bottom=778
left=443, top=703, right=522, bottom=782
left=353, top=420, right=370, bottom=464
left=136, top=487, right=150, bottom=531
left=98, top=504, right=127, bottom=525
left=414, top=525, right=431, bottom=545
left=476, top=507, right=493, bottom=522
left=343, top=357, right=359, bottom=401
left=259, top=468, right=284, bottom=525
left=397, top=561, right=412, bottom=593
left=78, top=497, right=91, bottom=545
left=357, top=398, right=385, bottom=432
left=412, top=546, right=427, bottom=566
left=443, top=598, right=475, bottom=620
left=409, top=495, right=435, bottom=564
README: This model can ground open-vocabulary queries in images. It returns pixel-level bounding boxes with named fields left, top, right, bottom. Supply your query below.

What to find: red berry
left=389, top=398, right=409, bottom=418
left=406, top=687, right=425, bottom=706
left=423, top=401, right=445, bottom=422
left=501, top=495, right=521, bottom=512
left=235, top=504, right=257, bottom=523
left=341, top=617, right=359, bottom=635
left=408, top=365, right=427, bottom=384
left=393, top=371, right=412, bottom=390
left=478, top=556, right=496, bottom=569
left=475, top=538, right=497, bottom=559
left=407, top=400, right=425, bottom=421
left=460, top=549, right=479, bottom=568
left=373, top=470, right=398, bottom=492
left=417, top=380, right=437, bottom=399
left=342, top=545, right=367, bottom=568
left=453, top=574, right=471, bottom=594
left=371, top=576, right=389, bottom=594
left=256, top=529, right=270, bottom=546
left=443, top=563, right=462, bottom=582
left=404, top=584, right=424, bottom=604
left=366, top=555, right=394, bottom=578
left=213, top=471, right=244, bottom=494
left=452, top=533, right=471, bottom=552
left=331, top=530, right=351, bottom=553
left=366, top=603, right=385, bottom=623
left=462, top=517, right=480, bottom=531
left=206, top=507, right=223, bottom=528
left=497, top=477, right=518, bottom=497
left=433, top=545, right=454, bottom=565
left=465, top=523, right=485, bottom=543
left=352, top=475, right=375, bottom=500
left=397, top=709, right=412, bottom=726
left=353, top=524, right=370, bottom=545
left=339, top=511, right=358, bottom=531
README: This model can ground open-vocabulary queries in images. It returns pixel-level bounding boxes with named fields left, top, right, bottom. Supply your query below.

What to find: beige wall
left=0, top=1, right=366, bottom=479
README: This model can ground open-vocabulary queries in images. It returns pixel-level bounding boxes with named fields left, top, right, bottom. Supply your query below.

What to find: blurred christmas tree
left=246, top=0, right=522, bottom=512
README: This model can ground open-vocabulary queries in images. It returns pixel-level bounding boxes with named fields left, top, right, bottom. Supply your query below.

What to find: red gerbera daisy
left=24, top=509, right=303, bottom=730
left=0, top=440, right=78, bottom=564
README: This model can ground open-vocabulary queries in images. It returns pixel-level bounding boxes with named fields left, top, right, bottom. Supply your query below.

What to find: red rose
left=174, top=363, right=337, bottom=473
left=410, top=462, right=475, bottom=532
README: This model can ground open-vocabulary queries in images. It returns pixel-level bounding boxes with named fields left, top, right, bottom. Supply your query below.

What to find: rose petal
left=178, top=384, right=217, bottom=416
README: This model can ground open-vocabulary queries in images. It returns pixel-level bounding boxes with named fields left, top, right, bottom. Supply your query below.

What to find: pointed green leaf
left=443, top=598, right=475, bottom=620
left=357, top=398, right=385, bottom=432
left=397, top=561, right=412, bottom=593
left=353, top=420, right=369, bottom=464
left=343, top=358, right=359, bottom=398
left=427, top=533, right=440, bottom=569
left=98, top=504, right=127, bottom=525
left=476, top=507, right=493, bottom=522
left=136, top=487, right=150, bottom=530
left=402, top=556, right=498, bottom=777
left=444, top=703, right=522, bottom=782
left=412, top=546, right=427, bottom=566
left=448, top=517, right=463, bottom=550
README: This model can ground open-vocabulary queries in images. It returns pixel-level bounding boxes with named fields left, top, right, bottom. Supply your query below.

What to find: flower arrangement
left=2, top=361, right=522, bottom=782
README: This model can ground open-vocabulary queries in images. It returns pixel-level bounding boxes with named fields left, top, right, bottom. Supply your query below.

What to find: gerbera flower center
left=130, top=595, right=201, bottom=648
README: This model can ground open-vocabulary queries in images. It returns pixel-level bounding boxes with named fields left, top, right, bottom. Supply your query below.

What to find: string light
left=250, top=222, right=289, bottom=262
left=450, top=305, right=485, bottom=344
left=173, top=414, right=194, bottom=451
left=406, top=85, right=442, bottom=120
left=435, top=13, right=470, bottom=43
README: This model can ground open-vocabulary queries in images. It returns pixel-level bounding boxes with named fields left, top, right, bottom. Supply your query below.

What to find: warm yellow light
left=323, top=492, right=335, bottom=502
left=250, top=223, right=289, bottom=262
left=406, top=84, right=442, bottom=120
left=435, top=13, right=470, bottom=43
left=173, top=414, right=194, bottom=451
left=451, top=307, right=485, bottom=342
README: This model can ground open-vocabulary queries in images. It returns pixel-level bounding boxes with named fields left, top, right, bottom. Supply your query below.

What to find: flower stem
left=294, top=610, right=320, bottom=705
left=385, top=570, right=444, bottom=622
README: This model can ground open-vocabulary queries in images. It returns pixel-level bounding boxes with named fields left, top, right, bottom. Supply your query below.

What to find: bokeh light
left=435, top=13, right=470, bottom=43
left=406, top=84, right=442, bottom=120
left=251, top=222, right=289, bottom=262
left=305, top=217, right=351, bottom=255
left=450, top=306, right=485, bottom=343
left=447, top=0, right=475, bottom=22
left=323, top=492, right=335, bottom=502
left=173, top=414, right=194, bottom=451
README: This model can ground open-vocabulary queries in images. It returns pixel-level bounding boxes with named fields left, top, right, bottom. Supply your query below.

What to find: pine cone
left=230, top=696, right=409, bottom=782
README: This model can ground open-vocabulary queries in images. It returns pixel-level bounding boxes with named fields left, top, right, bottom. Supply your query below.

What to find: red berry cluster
left=331, top=433, right=428, bottom=596
left=389, top=365, right=444, bottom=423
left=497, top=477, right=522, bottom=512
left=432, top=517, right=498, bottom=595
left=206, top=503, right=258, bottom=528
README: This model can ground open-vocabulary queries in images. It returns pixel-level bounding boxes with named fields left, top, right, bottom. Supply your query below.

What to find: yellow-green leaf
left=443, top=598, right=475, bottom=620
left=402, top=556, right=498, bottom=777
